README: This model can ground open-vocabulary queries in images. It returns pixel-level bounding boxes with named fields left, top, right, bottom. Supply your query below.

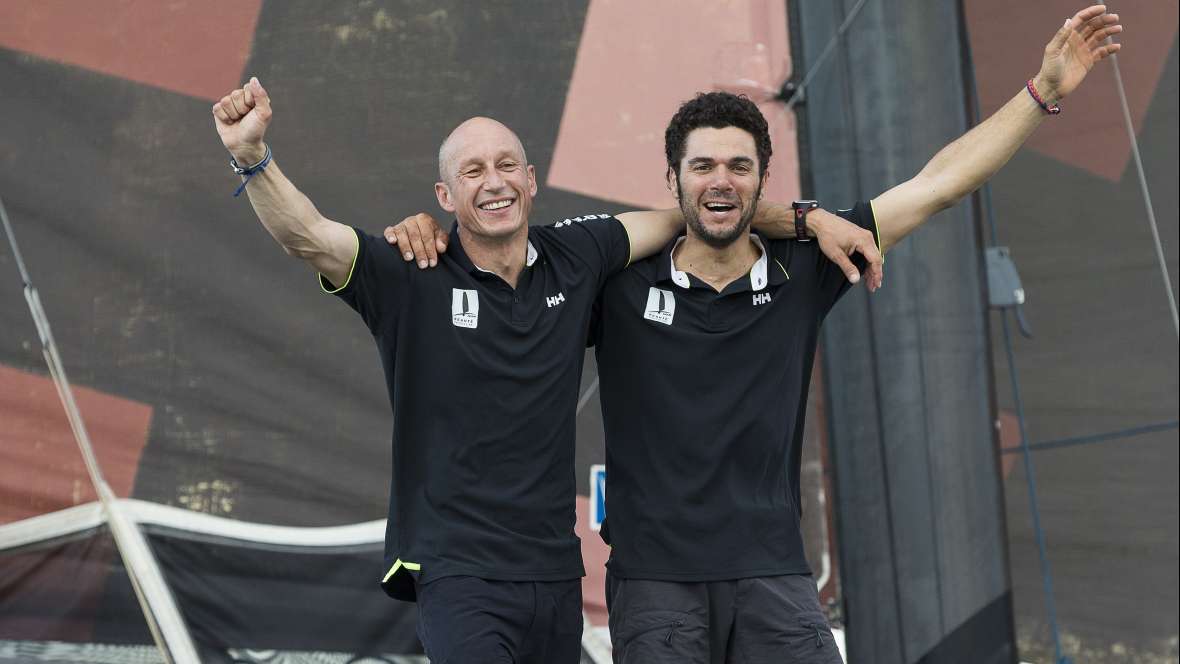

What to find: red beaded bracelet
left=1026, top=79, right=1061, bottom=115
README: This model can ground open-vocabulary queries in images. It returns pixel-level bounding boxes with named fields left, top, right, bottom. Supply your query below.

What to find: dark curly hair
left=665, top=92, right=772, bottom=176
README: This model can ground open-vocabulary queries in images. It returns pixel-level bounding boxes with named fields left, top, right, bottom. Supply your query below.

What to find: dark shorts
left=415, top=575, right=583, bottom=664
left=606, top=572, right=843, bottom=664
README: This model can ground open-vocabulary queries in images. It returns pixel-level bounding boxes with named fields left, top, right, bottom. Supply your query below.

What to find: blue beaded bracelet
left=230, top=144, right=272, bottom=197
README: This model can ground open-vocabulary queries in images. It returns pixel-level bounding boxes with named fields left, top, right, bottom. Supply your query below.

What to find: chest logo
left=643, top=287, right=676, bottom=325
left=546, top=292, right=566, bottom=308
left=753, top=292, right=772, bottom=306
left=452, top=289, right=479, bottom=329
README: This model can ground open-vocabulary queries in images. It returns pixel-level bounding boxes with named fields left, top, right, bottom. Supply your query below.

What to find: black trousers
left=606, top=572, right=843, bottom=664
left=415, top=575, right=583, bottom=664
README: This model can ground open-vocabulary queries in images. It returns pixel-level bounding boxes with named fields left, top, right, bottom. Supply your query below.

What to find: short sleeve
left=318, top=227, right=409, bottom=335
left=811, top=201, right=880, bottom=317
left=547, top=214, right=631, bottom=289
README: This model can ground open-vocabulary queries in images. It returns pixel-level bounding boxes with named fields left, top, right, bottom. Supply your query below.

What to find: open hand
left=1034, top=5, right=1122, bottom=102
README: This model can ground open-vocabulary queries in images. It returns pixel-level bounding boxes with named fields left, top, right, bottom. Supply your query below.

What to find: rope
left=1001, top=420, right=1178, bottom=454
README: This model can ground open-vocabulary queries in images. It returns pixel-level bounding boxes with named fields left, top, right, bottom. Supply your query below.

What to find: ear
left=526, top=164, right=538, bottom=197
left=435, top=182, right=456, bottom=213
left=758, top=169, right=769, bottom=199
left=666, top=167, right=678, bottom=197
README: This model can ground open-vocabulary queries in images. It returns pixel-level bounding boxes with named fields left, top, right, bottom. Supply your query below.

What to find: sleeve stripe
left=318, top=228, right=361, bottom=294
left=867, top=200, right=884, bottom=262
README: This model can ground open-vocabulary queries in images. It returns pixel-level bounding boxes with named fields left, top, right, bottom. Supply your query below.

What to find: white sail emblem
left=643, top=287, right=675, bottom=325
left=452, top=289, right=479, bottom=328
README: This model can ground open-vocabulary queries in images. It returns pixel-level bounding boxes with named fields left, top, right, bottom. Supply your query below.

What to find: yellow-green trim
left=868, top=199, right=885, bottom=262
left=319, top=229, right=360, bottom=294
left=775, top=258, right=790, bottom=280
left=382, top=558, right=421, bottom=583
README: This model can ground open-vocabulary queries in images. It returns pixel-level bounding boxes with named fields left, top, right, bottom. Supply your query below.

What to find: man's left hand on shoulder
left=384, top=213, right=449, bottom=269
left=809, top=208, right=884, bottom=293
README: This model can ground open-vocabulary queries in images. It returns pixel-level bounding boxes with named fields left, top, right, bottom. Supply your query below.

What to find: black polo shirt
left=322, top=214, right=629, bottom=600
left=591, top=202, right=877, bottom=581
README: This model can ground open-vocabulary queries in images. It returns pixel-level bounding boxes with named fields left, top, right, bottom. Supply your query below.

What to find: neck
left=458, top=224, right=529, bottom=287
left=674, top=230, right=760, bottom=292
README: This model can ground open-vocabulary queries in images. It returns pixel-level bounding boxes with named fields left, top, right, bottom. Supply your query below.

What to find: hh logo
left=752, top=292, right=772, bottom=306
left=452, top=289, right=479, bottom=328
left=643, top=287, right=676, bottom=325
left=546, top=292, right=565, bottom=308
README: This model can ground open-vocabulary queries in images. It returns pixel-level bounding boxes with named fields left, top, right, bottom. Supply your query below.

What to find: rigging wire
left=1106, top=44, right=1178, bottom=338
left=784, top=0, right=870, bottom=111
left=1000, top=419, right=1178, bottom=454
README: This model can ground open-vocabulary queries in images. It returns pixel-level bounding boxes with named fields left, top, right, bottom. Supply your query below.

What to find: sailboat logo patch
left=643, top=287, right=675, bottom=325
left=452, top=289, right=479, bottom=328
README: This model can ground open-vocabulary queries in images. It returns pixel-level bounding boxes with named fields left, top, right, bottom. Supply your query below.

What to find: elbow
left=282, top=238, right=325, bottom=261
left=919, top=174, right=966, bottom=215
left=931, top=193, right=958, bottom=215
left=282, top=244, right=310, bottom=259
left=279, top=216, right=331, bottom=260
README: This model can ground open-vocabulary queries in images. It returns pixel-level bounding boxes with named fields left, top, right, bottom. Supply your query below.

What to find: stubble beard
left=677, top=179, right=762, bottom=249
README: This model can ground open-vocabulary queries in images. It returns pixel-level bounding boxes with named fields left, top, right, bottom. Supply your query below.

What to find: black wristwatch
left=792, top=200, right=818, bottom=242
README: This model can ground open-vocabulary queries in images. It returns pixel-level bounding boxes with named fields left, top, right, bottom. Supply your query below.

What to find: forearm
left=873, top=83, right=1050, bottom=251
left=615, top=209, right=685, bottom=263
left=235, top=151, right=335, bottom=261
left=917, top=83, right=1048, bottom=214
left=752, top=201, right=815, bottom=239
left=621, top=200, right=846, bottom=254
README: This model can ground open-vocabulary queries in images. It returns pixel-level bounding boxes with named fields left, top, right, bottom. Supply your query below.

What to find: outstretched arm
left=212, top=77, right=357, bottom=286
left=871, top=5, right=1122, bottom=252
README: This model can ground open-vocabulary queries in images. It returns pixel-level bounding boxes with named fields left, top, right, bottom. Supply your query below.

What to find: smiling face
left=435, top=117, right=536, bottom=241
left=669, top=126, right=767, bottom=248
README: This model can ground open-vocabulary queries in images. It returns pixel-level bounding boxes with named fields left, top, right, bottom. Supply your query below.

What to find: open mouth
left=701, top=201, right=739, bottom=219
left=703, top=202, right=736, bottom=213
left=478, top=198, right=516, bottom=212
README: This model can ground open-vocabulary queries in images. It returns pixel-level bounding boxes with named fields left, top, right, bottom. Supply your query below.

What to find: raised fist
left=212, top=77, right=272, bottom=164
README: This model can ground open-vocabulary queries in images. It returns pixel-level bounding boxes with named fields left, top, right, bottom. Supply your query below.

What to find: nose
left=483, top=168, right=506, bottom=191
left=708, top=168, right=735, bottom=193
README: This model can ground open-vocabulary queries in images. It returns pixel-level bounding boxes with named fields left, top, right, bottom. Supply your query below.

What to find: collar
left=448, top=223, right=538, bottom=275
left=657, top=232, right=785, bottom=291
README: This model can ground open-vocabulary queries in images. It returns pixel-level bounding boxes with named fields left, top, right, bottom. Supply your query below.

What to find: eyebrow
left=457, top=152, right=522, bottom=171
left=686, top=156, right=755, bottom=166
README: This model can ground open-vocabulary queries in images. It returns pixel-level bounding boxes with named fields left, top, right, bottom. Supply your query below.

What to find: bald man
left=213, top=81, right=878, bottom=663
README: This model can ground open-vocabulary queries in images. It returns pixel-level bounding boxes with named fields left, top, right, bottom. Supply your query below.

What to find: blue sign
left=589, top=464, right=606, bottom=532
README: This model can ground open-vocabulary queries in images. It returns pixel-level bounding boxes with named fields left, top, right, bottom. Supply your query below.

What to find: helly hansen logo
left=643, top=287, right=676, bottom=325
left=752, top=292, right=772, bottom=306
left=546, top=292, right=566, bottom=308
left=554, top=213, right=611, bottom=228
left=451, top=289, right=479, bottom=329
